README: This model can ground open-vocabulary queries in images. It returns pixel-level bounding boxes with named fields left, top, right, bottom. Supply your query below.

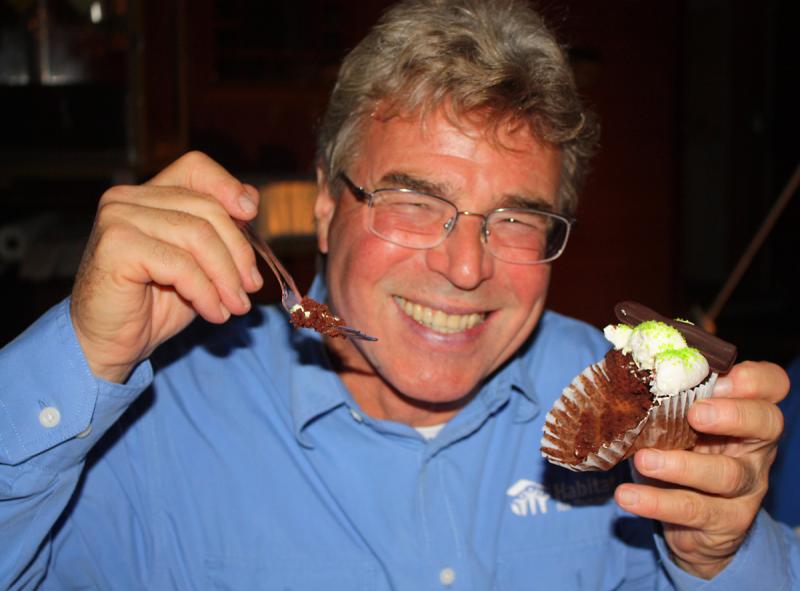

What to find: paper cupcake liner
left=540, top=358, right=717, bottom=472
left=627, top=373, right=716, bottom=455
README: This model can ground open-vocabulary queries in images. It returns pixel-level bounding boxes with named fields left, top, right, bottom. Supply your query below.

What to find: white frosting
left=603, top=320, right=709, bottom=396
left=290, top=304, right=311, bottom=318
left=627, top=321, right=687, bottom=370
left=603, top=324, right=632, bottom=351
left=651, top=349, right=709, bottom=397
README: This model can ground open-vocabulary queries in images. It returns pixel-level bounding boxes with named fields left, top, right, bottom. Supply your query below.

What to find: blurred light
left=90, top=1, right=103, bottom=24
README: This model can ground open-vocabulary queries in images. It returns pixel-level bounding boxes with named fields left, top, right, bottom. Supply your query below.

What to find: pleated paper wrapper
left=540, top=359, right=717, bottom=472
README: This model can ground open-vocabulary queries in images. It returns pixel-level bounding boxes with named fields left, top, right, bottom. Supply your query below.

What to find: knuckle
left=189, top=216, right=217, bottom=242
left=160, top=208, right=191, bottom=228
left=96, top=199, right=129, bottom=222
left=732, top=401, right=748, bottom=429
left=179, top=150, right=210, bottom=167
left=721, top=460, right=750, bottom=497
left=200, top=193, right=228, bottom=216
left=766, top=404, right=785, bottom=440
left=152, top=239, right=188, bottom=271
left=181, top=188, right=226, bottom=218
left=679, top=495, right=705, bottom=527
left=732, top=361, right=790, bottom=402
left=164, top=211, right=216, bottom=248
left=184, top=218, right=232, bottom=265
left=753, top=461, right=773, bottom=497
left=732, top=361, right=759, bottom=396
left=776, top=367, right=791, bottom=399
left=95, top=217, right=134, bottom=246
left=231, top=233, right=255, bottom=262
left=98, top=185, right=134, bottom=207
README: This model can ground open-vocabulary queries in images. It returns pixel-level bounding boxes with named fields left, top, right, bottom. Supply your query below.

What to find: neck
left=325, top=339, right=473, bottom=427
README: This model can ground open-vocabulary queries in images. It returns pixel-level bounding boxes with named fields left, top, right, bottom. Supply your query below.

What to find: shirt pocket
left=204, top=556, right=383, bottom=591
left=496, top=536, right=626, bottom=591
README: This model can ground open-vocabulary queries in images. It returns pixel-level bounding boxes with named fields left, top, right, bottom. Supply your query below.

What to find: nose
left=425, top=213, right=494, bottom=290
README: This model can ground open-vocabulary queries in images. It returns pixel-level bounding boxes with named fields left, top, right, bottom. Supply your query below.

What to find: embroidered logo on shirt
left=547, top=473, right=619, bottom=506
left=506, top=471, right=624, bottom=516
left=506, top=479, right=568, bottom=516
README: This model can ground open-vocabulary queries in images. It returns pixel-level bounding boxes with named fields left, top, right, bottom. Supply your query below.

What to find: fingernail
left=239, top=288, right=251, bottom=309
left=694, top=401, right=717, bottom=425
left=713, top=376, right=733, bottom=396
left=238, top=194, right=257, bottom=214
left=618, top=488, right=639, bottom=507
left=251, top=265, right=263, bottom=288
left=640, top=449, right=663, bottom=471
left=220, top=304, right=231, bottom=321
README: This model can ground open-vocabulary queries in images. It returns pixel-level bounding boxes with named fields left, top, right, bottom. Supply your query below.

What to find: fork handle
left=239, top=222, right=304, bottom=303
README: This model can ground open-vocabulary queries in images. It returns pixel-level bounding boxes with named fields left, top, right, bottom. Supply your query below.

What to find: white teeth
left=394, top=296, right=485, bottom=334
left=413, top=303, right=423, bottom=322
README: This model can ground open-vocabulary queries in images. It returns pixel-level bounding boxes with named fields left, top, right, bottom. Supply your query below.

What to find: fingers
left=100, top=185, right=263, bottom=294
left=98, top=200, right=256, bottom=318
left=145, top=151, right=260, bottom=221
left=688, top=397, right=784, bottom=441
left=133, top=235, right=235, bottom=324
left=712, top=360, right=790, bottom=403
left=91, top=221, right=232, bottom=324
left=615, top=482, right=754, bottom=536
left=631, top=449, right=760, bottom=497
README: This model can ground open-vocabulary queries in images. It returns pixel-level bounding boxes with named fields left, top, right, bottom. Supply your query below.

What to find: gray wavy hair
left=316, top=0, right=599, bottom=216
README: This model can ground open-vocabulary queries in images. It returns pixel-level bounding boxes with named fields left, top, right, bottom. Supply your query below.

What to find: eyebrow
left=376, top=170, right=557, bottom=213
left=497, top=194, right=557, bottom=212
left=376, top=171, right=449, bottom=196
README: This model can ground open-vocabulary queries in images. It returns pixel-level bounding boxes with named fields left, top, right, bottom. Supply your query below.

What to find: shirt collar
left=463, top=348, right=542, bottom=426
left=505, top=331, right=544, bottom=423
left=288, top=338, right=350, bottom=447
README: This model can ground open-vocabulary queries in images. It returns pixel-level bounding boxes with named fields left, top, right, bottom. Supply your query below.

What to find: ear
left=314, top=166, right=336, bottom=254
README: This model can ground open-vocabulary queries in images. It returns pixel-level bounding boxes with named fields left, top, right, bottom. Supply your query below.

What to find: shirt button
left=349, top=408, right=363, bottom=422
left=439, top=567, right=456, bottom=586
left=38, top=406, right=61, bottom=428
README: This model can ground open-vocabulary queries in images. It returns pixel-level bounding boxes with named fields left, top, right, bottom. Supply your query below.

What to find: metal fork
left=238, top=222, right=377, bottom=341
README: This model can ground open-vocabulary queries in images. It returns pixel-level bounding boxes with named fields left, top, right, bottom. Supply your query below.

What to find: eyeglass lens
left=367, top=190, right=568, bottom=264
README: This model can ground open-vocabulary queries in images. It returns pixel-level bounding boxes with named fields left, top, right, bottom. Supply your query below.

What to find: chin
left=391, top=370, right=481, bottom=407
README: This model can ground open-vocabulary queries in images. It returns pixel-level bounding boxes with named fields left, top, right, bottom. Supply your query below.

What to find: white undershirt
left=415, top=423, right=446, bottom=440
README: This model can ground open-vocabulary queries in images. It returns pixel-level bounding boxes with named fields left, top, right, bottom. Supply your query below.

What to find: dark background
left=1, top=0, right=797, bottom=367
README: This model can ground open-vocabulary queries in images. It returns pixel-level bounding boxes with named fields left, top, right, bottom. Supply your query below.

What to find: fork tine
left=239, top=221, right=377, bottom=342
left=339, top=326, right=379, bottom=341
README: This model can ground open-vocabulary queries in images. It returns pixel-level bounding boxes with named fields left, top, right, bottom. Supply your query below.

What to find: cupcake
left=540, top=301, right=737, bottom=472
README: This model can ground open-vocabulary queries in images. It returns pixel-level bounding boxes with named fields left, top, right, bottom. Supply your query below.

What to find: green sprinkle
left=633, top=320, right=686, bottom=344
left=655, top=347, right=704, bottom=367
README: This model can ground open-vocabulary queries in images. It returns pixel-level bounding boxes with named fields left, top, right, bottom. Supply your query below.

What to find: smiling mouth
left=393, top=295, right=486, bottom=334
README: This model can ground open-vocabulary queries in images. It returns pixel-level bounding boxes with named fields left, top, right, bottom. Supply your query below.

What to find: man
left=1, top=0, right=796, bottom=588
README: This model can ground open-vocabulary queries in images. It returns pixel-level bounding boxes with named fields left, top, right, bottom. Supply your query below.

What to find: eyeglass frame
left=336, top=172, right=576, bottom=265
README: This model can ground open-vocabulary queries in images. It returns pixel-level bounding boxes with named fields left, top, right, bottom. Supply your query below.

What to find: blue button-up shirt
left=1, top=282, right=798, bottom=589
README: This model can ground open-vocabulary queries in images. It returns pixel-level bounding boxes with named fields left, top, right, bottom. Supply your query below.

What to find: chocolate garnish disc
left=614, top=301, right=737, bottom=374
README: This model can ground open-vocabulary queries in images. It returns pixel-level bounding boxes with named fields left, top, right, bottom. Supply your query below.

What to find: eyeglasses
left=338, top=172, right=574, bottom=264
